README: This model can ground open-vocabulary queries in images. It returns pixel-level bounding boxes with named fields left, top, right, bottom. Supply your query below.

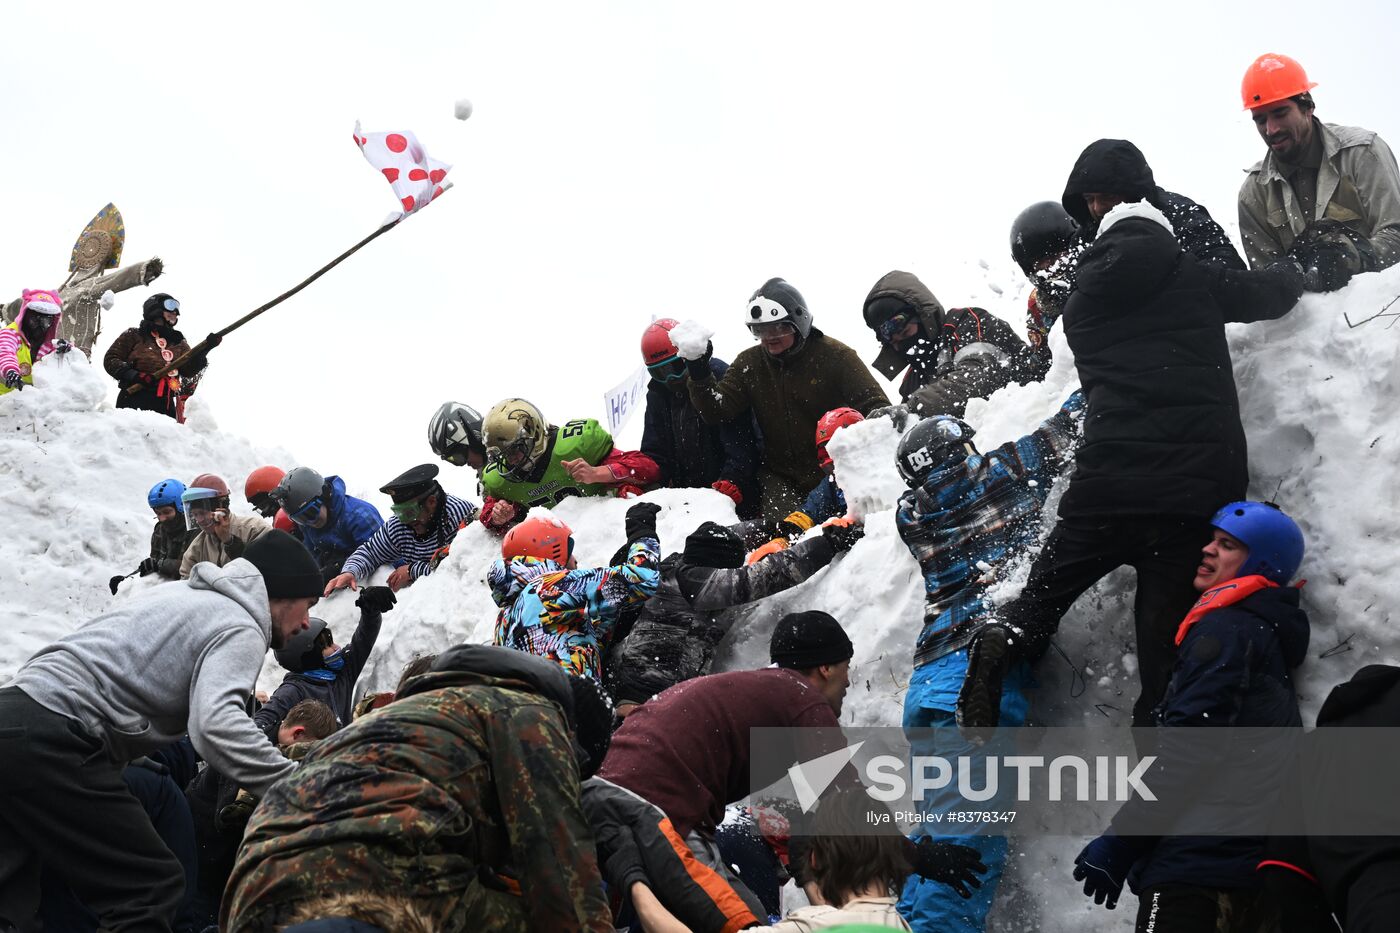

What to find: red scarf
left=1174, top=575, right=1278, bottom=646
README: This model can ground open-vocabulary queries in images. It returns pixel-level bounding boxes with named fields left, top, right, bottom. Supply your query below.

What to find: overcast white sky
left=6, top=0, right=1399, bottom=499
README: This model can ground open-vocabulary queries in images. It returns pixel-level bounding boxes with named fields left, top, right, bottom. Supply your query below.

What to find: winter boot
left=958, top=624, right=1012, bottom=741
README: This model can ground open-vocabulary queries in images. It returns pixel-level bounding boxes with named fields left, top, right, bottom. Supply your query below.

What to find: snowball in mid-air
left=454, top=99, right=473, bottom=121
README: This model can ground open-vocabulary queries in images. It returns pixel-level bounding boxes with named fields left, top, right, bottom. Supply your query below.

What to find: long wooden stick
left=126, top=205, right=424, bottom=394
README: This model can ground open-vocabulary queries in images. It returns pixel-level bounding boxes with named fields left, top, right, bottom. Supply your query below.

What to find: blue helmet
left=148, top=478, right=187, bottom=514
left=1210, top=501, right=1305, bottom=585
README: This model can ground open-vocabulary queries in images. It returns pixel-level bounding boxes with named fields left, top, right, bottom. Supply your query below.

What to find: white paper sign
left=603, top=366, right=650, bottom=436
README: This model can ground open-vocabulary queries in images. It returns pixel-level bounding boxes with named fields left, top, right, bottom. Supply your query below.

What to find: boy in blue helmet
left=142, top=479, right=199, bottom=580
left=1074, top=501, right=1309, bottom=931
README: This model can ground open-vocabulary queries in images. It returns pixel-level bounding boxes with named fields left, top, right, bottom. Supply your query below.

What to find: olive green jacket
left=1239, top=120, right=1400, bottom=270
left=687, top=330, right=888, bottom=493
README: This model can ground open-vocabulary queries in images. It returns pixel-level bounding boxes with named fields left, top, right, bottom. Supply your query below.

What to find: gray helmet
left=273, top=617, right=331, bottom=672
left=271, top=467, right=326, bottom=523
left=896, top=415, right=977, bottom=485
left=429, top=401, right=486, bottom=466
left=745, top=277, right=812, bottom=341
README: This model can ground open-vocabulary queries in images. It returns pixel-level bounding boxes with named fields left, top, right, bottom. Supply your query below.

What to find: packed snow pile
left=2, top=267, right=1398, bottom=929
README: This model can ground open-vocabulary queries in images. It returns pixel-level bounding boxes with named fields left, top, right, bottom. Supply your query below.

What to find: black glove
left=907, top=838, right=987, bottom=899
left=821, top=518, right=864, bottom=552
left=1304, top=239, right=1357, bottom=292
left=137, top=557, right=160, bottom=576
left=684, top=355, right=712, bottom=381
left=1072, top=834, right=1137, bottom=910
left=223, top=536, right=246, bottom=559
left=53, top=338, right=73, bottom=356
left=355, top=585, right=397, bottom=614
left=1289, top=220, right=1379, bottom=293
left=3, top=370, right=23, bottom=391
left=869, top=403, right=911, bottom=432
left=205, top=332, right=223, bottom=349
left=624, top=501, right=662, bottom=542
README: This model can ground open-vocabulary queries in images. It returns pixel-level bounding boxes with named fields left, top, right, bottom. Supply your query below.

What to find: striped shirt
left=341, top=493, right=477, bottom=584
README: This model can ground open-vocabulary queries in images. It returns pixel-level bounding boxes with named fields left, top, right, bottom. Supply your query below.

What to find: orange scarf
left=1173, top=575, right=1278, bottom=646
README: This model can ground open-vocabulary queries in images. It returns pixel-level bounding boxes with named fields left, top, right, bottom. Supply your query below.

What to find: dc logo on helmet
left=906, top=445, right=934, bottom=471
left=749, top=296, right=787, bottom=321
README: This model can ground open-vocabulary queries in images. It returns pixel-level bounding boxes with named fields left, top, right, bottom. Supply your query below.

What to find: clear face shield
left=183, top=495, right=227, bottom=532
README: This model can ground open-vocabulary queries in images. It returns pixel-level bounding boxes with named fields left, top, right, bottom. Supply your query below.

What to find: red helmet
left=272, top=508, right=297, bottom=533
left=641, top=319, right=681, bottom=366
left=814, top=408, right=865, bottom=470
left=244, top=465, right=286, bottom=501
left=502, top=515, right=574, bottom=564
left=189, top=473, right=230, bottom=497
left=1241, top=53, right=1317, bottom=110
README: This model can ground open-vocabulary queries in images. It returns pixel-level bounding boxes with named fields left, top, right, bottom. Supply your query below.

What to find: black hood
left=1061, top=139, right=1159, bottom=226
left=1240, top=586, right=1311, bottom=670
left=1071, top=216, right=1180, bottom=301
left=1316, top=664, right=1400, bottom=727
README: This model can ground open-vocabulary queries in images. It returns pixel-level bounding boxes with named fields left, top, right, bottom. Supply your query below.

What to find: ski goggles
left=748, top=321, right=794, bottom=339
left=288, top=496, right=324, bottom=525
left=391, top=493, right=432, bottom=522
left=875, top=311, right=915, bottom=345
left=647, top=357, right=686, bottom=382
left=159, top=298, right=181, bottom=313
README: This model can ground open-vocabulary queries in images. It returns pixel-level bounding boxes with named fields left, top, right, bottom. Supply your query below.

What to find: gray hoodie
left=6, top=559, right=294, bottom=796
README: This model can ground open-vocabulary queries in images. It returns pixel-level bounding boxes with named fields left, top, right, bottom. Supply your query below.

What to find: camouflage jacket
left=222, top=661, right=612, bottom=933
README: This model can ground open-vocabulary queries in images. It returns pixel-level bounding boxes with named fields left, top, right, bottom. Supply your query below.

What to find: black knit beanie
left=770, top=610, right=854, bottom=669
left=244, top=530, right=323, bottom=599
left=683, top=522, right=746, bottom=569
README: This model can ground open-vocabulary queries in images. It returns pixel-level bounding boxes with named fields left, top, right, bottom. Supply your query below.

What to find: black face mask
left=22, top=314, right=53, bottom=346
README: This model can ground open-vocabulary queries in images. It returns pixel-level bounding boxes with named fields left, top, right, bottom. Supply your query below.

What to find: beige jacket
left=1238, top=120, right=1400, bottom=270
left=179, top=512, right=271, bottom=579
left=770, top=896, right=912, bottom=931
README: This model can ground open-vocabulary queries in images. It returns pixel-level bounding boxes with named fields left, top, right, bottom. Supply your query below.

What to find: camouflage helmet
left=483, top=398, right=552, bottom=481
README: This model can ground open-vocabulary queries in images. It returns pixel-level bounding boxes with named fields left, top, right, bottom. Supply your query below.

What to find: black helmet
left=273, top=617, right=332, bottom=672
left=429, top=401, right=487, bottom=466
left=896, top=415, right=977, bottom=486
left=745, top=277, right=813, bottom=341
left=271, top=467, right=327, bottom=525
left=142, top=292, right=181, bottom=323
left=1010, top=201, right=1079, bottom=277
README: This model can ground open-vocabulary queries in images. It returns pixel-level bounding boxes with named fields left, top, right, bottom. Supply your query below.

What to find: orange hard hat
left=1241, top=53, right=1317, bottom=110
left=502, top=515, right=574, bottom=564
left=272, top=508, right=297, bottom=533
left=245, top=465, right=286, bottom=501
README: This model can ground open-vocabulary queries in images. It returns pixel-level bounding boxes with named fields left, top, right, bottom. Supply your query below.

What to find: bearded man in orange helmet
left=1238, top=52, right=1400, bottom=281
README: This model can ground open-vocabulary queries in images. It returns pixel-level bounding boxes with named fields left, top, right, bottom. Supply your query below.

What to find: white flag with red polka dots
left=352, top=121, right=452, bottom=216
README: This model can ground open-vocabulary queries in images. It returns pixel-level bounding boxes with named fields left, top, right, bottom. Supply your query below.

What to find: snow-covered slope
left=2, top=267, right=1398, bottom=930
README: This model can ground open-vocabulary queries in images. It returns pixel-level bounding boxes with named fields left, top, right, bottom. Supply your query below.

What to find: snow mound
left=3, top=269, right=1399, bottom=929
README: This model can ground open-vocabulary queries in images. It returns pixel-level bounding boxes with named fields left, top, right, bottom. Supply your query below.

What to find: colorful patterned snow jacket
left=489, top=536, right=660, bottom=683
